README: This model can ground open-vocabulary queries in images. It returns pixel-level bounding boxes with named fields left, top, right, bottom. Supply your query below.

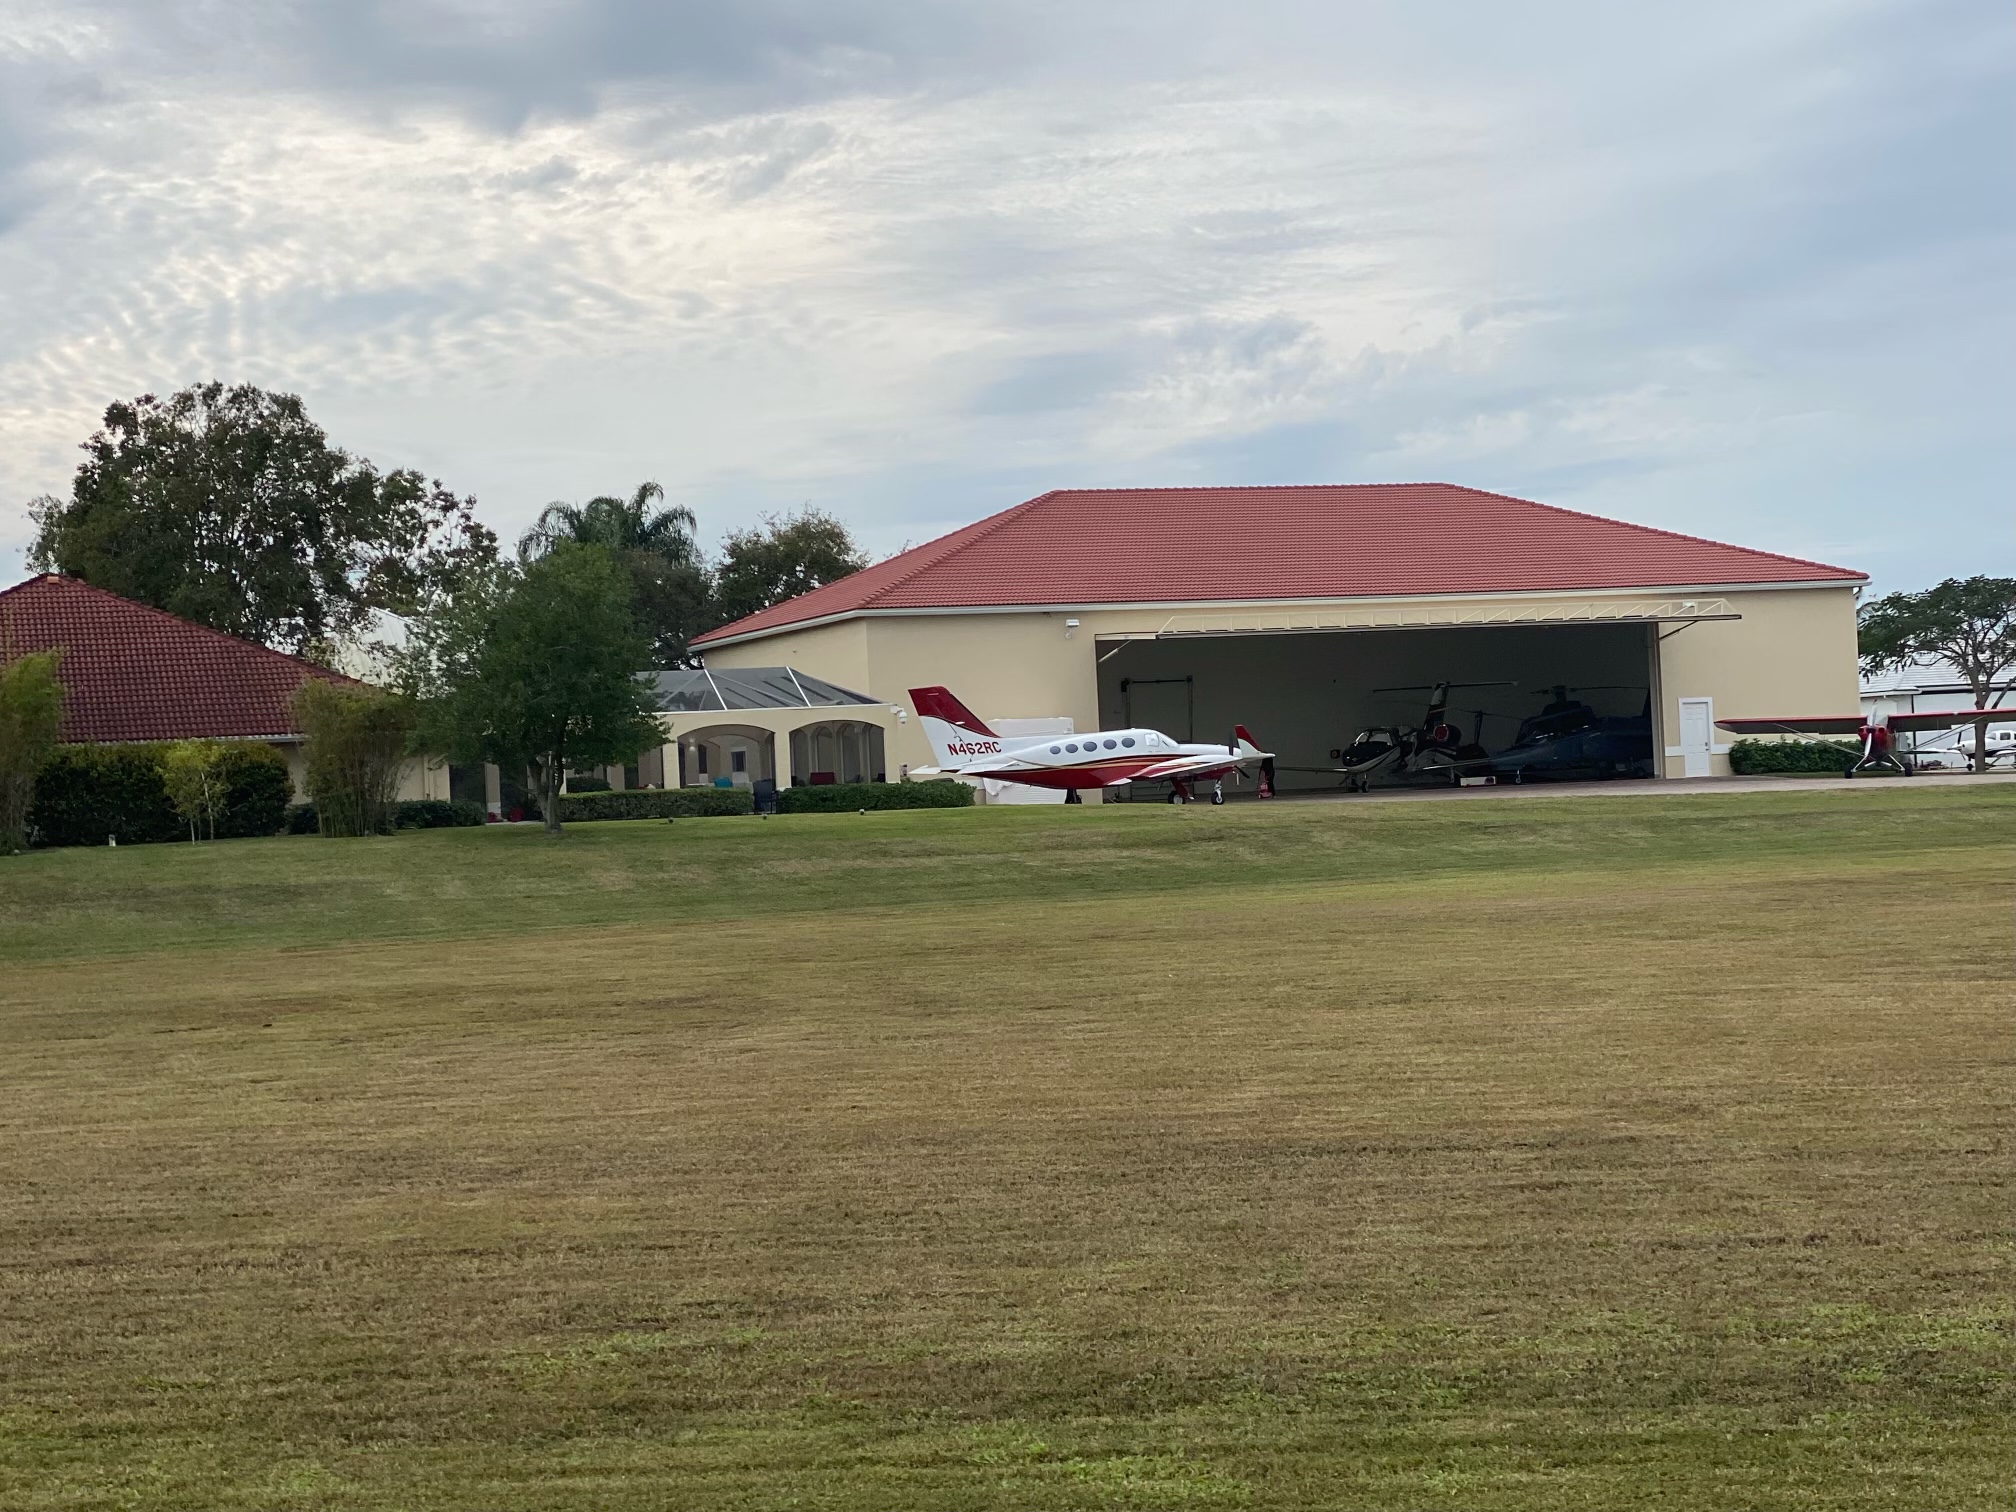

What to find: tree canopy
left=404, top=543, right=661, bottom=834
left=1860, top=575, right=2016, bottom=769
left=707, top=509, right=867, bottom=632
left=28, top=382, right=497, bottom=662
left=0, top=649, right=65, bottom=854
left=1859, top=577, right=2016, bottom=704
left=518, top=482, right=709, bottom=667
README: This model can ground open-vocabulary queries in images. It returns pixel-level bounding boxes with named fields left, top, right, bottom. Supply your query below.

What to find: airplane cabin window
left=1065, top=743, right=1078, bottom=753
left=1121, top=737, right=1135, bottom=747
left=1103, top=739, right=1117, bottom=749
left=1049, top=745, right=1061, bottom=754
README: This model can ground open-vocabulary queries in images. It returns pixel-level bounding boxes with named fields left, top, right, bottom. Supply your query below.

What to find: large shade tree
left=28, top=382, right=496, bottom=662
left=405, top=543, right=662, bottom=835
left=519, top=482, right=709, bottom=666
left=1859, top=576, right=2016, bottom=770
left=707, top=508, right=867, bottom=632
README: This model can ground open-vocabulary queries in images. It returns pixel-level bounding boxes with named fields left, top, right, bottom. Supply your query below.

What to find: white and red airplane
left=909, top=686, right=1274, bottom=803
left=1716, top=707, right=2009, bottom=776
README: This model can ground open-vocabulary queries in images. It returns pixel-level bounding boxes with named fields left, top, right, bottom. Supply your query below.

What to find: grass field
left=1, top=785, right=2010, bottom=1510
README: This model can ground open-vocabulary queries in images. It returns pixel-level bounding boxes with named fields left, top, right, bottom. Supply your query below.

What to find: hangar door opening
left=1096, top=622, right=1661, bottom=793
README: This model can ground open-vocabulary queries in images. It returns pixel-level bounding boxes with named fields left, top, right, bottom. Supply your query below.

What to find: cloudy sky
left=2, top=0, right=2009, bottom=593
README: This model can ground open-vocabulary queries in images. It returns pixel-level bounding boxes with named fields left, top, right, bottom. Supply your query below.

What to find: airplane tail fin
left=1233, top=724, right=1267, bottom=760
left=909, top=687, right=1002, bottom=770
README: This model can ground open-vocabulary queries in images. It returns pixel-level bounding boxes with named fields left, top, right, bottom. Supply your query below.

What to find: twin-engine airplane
left=909, top=686, right=1273, bottom=803
left=1716, top=708, right=2008, bottom=777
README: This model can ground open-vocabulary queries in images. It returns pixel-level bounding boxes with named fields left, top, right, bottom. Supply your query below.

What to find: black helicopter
left=1468, top=684, right=1655, bottom=781
left=1316, top=681, right=1511, bottom=792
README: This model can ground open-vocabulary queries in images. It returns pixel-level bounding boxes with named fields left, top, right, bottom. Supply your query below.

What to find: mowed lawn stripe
left=2, top=783, right=2010, bottom=964
left=0, top=790, right=2009, bottom=1509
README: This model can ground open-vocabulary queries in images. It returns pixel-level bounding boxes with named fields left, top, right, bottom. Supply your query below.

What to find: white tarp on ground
left=977, top=717, right=1075, bottom=804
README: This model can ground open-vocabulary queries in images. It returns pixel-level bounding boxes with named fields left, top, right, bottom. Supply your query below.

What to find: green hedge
left=287, top=798, right=488, bottom=833
left=777, top=780, right=974, bottom=814
left=556, top=787, right=753, bottom=822
left=394, top=799, right=487, bottom=829
left=29, top=741, right=293, bottom=847
left=1727, top=738, right=1861, bottom=775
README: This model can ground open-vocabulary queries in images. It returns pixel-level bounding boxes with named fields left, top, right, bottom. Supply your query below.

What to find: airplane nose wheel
left=1211, top=782, right=1225, bottom=806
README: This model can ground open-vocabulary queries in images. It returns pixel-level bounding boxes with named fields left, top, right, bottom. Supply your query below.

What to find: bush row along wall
left=287, top=799, right=486, bottom=834
left=775, top=780, right=974, bottom=814
left=1727, top=738, right=1862, bottom=775
left=555, top=787, right=754, bottom=822
left=30, top=742, right=292, bottom=847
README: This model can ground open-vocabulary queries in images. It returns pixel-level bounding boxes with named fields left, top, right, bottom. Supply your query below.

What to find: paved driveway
left=1264, top=770, right=2016, bottom=806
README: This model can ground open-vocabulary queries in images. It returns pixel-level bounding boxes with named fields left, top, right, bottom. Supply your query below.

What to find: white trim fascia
left=694, top=577, right=1861, bottom=651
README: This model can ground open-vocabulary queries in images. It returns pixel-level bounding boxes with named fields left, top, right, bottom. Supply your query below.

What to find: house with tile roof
left=0, top=574, right=448, bottom=802
left=689, top=483, right=1866, bottom=791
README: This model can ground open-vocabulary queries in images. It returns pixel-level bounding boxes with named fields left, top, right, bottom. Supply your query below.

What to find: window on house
left=731, top=749, right=747, bottom=774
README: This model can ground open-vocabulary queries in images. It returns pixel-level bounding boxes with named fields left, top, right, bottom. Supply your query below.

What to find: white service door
left=1678, top=698, right=1713, bottom=778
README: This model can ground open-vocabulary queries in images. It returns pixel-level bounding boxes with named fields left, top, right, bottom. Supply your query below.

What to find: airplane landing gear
left=1167, top=779, right=1193, bottom=804
left=1210, top=781, right=1225, bottom=806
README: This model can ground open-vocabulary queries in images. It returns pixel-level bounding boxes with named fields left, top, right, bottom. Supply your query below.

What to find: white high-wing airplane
left=909, top=686, right=1274, bottom=804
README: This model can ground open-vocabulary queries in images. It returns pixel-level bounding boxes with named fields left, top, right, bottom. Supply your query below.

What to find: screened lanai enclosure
left=648, top=667, right=896, bottom=790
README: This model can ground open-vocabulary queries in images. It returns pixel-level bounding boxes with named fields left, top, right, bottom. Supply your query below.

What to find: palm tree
left=518, top=481, right=700, bottom=571
left=519, top=482, right=708, bottom=665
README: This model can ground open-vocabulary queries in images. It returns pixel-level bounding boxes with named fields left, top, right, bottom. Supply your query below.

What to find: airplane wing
left=1886, top=708, right=2007, bottom=732
left=1716, top=714, right=1865, bottom=736
left=1717, top=710, right=2007, bottom=736
left=1123, top=752, right=1255, bottom=784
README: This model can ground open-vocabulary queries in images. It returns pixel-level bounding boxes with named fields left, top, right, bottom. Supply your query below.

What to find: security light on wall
left=892, top=706, right=908, bottom=723
left=1064, top=617, right=1080, bottom=638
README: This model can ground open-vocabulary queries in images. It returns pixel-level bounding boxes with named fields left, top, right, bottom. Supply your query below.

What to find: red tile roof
left=0, top=575, right=356, bottom=744
left=693, top=483, right=1864, bottom=647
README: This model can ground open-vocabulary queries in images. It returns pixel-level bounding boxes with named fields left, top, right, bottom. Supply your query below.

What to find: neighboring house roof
left=0, top=574, right=355, bottom=743
left=648, top=666, right=880, bottom=713
left=692, top=483, right=1866, bottom=647
left=1860, top=655, right=2011, bottom=701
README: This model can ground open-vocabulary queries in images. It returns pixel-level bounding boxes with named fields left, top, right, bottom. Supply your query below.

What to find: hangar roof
left=0, top=573, right=355, bottom=743
left=693, top=483, right=1864, bottom=648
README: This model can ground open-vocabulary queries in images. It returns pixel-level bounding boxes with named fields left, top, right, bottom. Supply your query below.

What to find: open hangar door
left=1094, top=621, right=1666, bottom=794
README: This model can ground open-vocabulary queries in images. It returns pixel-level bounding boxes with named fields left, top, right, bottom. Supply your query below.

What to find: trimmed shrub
left=30, top=740, right=297, bottom=847
left=565, top=775, right=612, bottom=793
left=29, top=744, right=181, bottom=846
left=1728, top=738, right=1861, bottom=775
left=1, top=648, right=65, bottom=853
left=777, top=780, right=975, bottom=814
left=292, top=680, right=415, bottom=837
left=556, top=787, right=752, bottom=822
left=287, top=802, right=320, bottom=835
left=394, top=798, right=486, bottom=829
left=214, top=744, right=293, bottom=838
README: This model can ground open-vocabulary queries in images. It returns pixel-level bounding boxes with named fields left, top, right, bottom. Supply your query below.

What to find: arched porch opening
left=676, top=724, right=778, bottom=789
left=789, top=720, right=887, bottom=785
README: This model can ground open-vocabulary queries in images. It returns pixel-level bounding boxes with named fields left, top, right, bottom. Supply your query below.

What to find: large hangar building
left=689, top=484, right=1866, bottom=793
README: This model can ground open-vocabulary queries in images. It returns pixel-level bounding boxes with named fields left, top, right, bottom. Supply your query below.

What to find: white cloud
left=0, top=0, right=2009, bottom=594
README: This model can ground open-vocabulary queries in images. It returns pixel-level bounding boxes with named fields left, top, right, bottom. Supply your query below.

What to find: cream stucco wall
left=700, top=583, right=1864, bottom=787
left=1651, top=585, right=1861, bottom=777
left=704, top=618, right=872, bottom=694
left=278, top=742, right=449, bottom=803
